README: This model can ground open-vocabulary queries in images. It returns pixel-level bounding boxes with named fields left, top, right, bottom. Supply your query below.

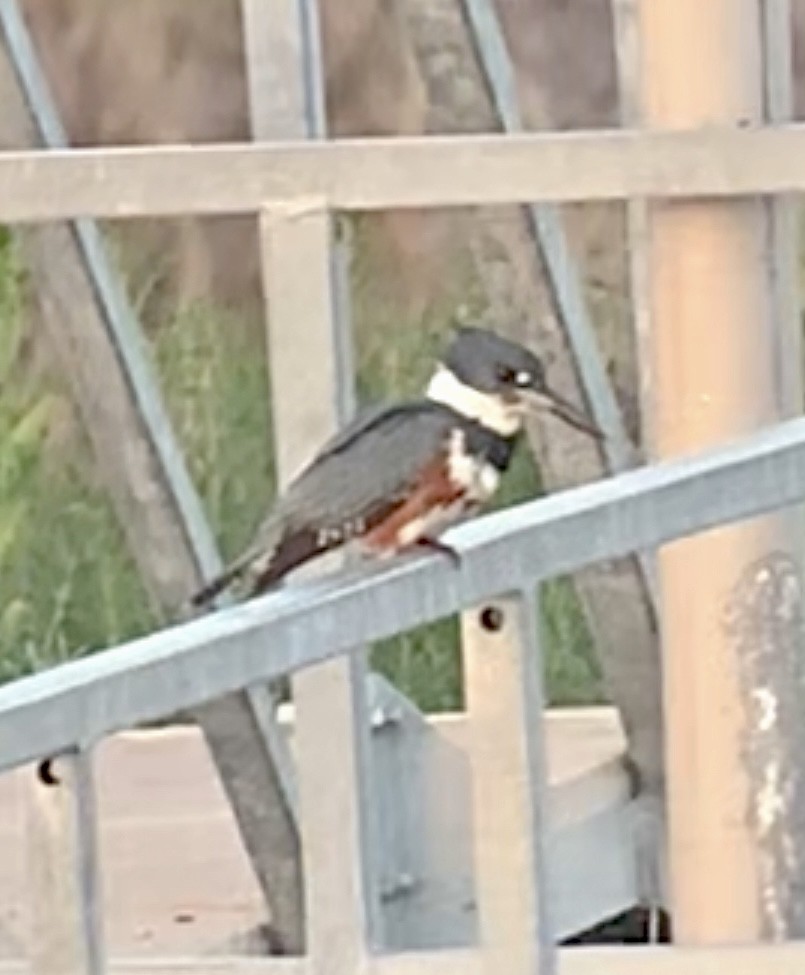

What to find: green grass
left=153, top=304, right=275, bottom=562
left=0, top=234, right=152, bottom=681
left=0, top=227, right=601, bottom=708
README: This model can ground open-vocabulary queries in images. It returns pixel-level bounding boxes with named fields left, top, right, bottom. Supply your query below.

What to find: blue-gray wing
left=189, top=401, right=459, bottom=606
left=189, top=401, right=461, bottom=605
left=274, top=401, right=457, bottom=532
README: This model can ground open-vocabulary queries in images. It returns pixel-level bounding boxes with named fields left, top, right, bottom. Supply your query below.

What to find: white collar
left=426, top=365, right=522, bottom=437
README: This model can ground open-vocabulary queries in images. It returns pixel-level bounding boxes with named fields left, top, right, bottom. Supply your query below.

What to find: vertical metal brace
left=610, top=0, right=667, bottom=922
left=462, top=591, right=555, bottom=975
left=261, top=201, right=381, bottom=967
left=760, top=0, right=802, bottom=419
left=26, top=750, right=104, bottom=975
left=610, top=0, right=652, bottom=442
left=244, top=0, right=369, bottom=957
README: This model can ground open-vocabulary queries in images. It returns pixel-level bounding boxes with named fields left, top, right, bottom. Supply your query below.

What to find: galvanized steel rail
left=4, top=414, right=805, bottom=775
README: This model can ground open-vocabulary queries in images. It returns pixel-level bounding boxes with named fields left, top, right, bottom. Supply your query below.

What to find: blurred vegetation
left=0, top=225, right=602, bottom=708
left=0, top=233, right=151, bottom=682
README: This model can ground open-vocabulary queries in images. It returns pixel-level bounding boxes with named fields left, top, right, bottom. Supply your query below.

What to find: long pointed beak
left=533, top=385, right=605, bottom=441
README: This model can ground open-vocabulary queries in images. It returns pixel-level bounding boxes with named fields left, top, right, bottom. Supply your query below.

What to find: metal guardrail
left=6, top=413, right=805, bottom=975
left=4, top=414, right=805, bottom=775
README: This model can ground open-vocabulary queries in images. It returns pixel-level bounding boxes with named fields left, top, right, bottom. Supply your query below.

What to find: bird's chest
left=445, top=428, right=502, bottom=503
left=361, top=427, right=506, bottom=553
left=392, top=442, right=499, bottom=548
left=398, top=435, right=499, bottom=538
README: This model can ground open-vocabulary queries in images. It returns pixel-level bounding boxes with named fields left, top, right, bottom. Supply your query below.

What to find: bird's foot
left=413, top=536, right=462, bottom=568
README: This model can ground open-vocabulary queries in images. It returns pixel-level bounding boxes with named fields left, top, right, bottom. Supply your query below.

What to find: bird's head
left=426, top=326, right=604, bottom=439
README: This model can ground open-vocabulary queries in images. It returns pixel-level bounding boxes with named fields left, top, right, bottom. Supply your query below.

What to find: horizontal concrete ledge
left=4, top=943, right=805, bottom=975
left=2, top=125, right=805, bottom=221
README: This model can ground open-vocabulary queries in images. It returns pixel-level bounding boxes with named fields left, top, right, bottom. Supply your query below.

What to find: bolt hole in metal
left=479, top=604, right=505, bottom=632
left=37, top=757, right=60, bottom=787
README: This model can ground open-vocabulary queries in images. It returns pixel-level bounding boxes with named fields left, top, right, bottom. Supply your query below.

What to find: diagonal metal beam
left=460, top=0, right=638, bottom=477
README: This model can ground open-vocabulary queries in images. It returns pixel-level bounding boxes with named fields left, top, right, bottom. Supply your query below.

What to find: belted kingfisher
left=190, top=327, right=601, bottom=608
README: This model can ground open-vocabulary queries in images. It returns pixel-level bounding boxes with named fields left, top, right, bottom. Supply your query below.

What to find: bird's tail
left=188, top=559, right=251, bottom=609
left=187, top=515, right=285, bottom=611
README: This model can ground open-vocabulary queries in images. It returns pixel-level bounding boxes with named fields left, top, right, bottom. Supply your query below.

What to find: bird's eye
left=495, top=364, right=517, bottom=384
left=515, top=370, right=532, bottom=388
